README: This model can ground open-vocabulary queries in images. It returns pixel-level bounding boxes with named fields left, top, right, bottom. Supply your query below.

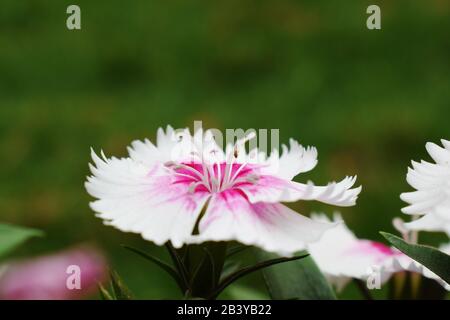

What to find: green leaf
left=98, top=283, right=115, bottom=300
left=185, top=242, right=228, bottom=299
left=225, top=245, right=249, bottom=258
left=165, top=243, right=189, bottom=289
left=189, top=253, right=208, bottom=289
left=224, top=284, right=269, bottom=300
left=109, top=270, right=133, bottom=300
left=122, top=245, right=184, bottom=290
left=203, top=247, right=217, bottom=287
left=220, top=260, right=241, bottom=282
left=0, top=223, right=43, bottom=258
left=208, top=252, right=309, bottom=299
left=380, top=232, right=450, bottom=284
left=256, top=249, right=336, bottom=300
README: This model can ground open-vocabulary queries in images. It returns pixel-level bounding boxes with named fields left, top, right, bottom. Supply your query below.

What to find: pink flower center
left=166, top=161, right=259, bottom=194
left=164, top=131, right=260, bottom=194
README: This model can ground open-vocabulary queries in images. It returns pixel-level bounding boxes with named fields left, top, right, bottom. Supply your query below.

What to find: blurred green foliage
left=0, top=0, right=449, bottom=299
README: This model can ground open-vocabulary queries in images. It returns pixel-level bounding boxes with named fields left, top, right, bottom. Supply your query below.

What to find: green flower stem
left=184, top=242, right=228, bottom=299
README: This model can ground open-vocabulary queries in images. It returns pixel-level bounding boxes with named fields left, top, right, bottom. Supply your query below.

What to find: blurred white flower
left=308, top=214, right=450, bottom=291
left=400, top=139, right=450, bottom=234
left=85, top=125, right=361, bottom=256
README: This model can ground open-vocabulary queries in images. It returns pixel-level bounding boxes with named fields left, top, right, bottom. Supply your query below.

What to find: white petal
left=197, top=129, right=226, bottom=164
left=153, top=125, right=197, bottom=163
left=260, top=139, right=318, bottom=180
left=426, top=142, right=450, bottom=165
left=86, top=150, right=209, bottom=248
left=285, top=177, right=362, bottom=206
left=188, top=191, right=335, bottom=256
left=400, top=140, right=450, bottom=227
left=403, top=214, right=449, bottom=232
left=309, top=214, right=395, bottom=282
left=441, top=139, right=450, bottom=150
left=241, top=175, right=361, bottom=207
left=127, top=139, right=161, bottom=166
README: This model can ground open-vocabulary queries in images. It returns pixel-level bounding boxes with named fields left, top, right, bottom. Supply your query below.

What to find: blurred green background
left=1, top=0, right=449, bottom=299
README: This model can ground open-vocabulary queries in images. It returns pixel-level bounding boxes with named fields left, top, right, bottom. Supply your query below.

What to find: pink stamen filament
left=167, top=131, right=258, bottom=194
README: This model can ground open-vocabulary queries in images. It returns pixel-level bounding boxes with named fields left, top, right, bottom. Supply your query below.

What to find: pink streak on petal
left=342, top=240, right=399, bottom=264
left=367, top=241, right=398, bottom=255
left=200, top=189, right=275, bottom=229
left=241, top=175, right=288, bottom=196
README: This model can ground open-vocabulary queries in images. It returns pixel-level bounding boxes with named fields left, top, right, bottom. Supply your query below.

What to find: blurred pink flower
left=0, top=246, right=106, bottom=300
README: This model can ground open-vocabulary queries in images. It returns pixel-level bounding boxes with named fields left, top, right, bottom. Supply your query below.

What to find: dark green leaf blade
left=122, top=245, right=184, bottom=290
left=380, top=232, right=450, bottom=283
left=226, top=245, right=249, bottom=258
left=256, top=249, right=336, bottom=300
left=209, top=252, right=309, bottom=299
left=0, top=223, right=43, bottom=258
left=165, top=243, right=189, bottom=288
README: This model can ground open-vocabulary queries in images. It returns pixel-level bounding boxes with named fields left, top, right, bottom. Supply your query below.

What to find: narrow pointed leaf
left=165, top=243, right=189, bottom=288
left=209, top=253, right=309, bottom=299
left=380, top=232, right=450, bottom=283
left=0, top=224, right=43, bottom=258
left=186, top=243, right=228, bottom=299
left=98, top=283, right=114, bottom=300
left=189, top=254, right=208, bottom=288
left=256, top=250, right=336, bottom=300
left=203, top=248, right=217, bottom=286
left=109, top=270, right=133, bottom=300
left=122, top=245, right=184, bottom=290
